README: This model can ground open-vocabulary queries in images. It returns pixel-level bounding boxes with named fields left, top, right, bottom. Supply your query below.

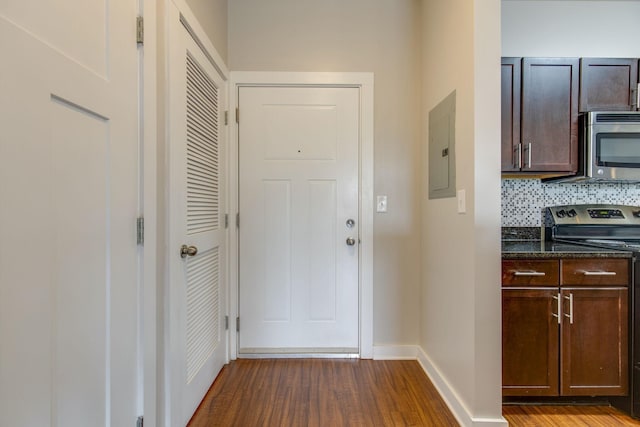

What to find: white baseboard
left=372, top=345, right=420, bottom=360
left=372, top=345, right=507, bottom=426
left=416, top=347, right=508, bottom=427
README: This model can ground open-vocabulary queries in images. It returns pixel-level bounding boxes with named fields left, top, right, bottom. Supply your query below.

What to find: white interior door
left=238, top=86, right=360, bottom=354
left=168, top=9, right=228, bottom=426
left=0, top=2, right=140, bottom=427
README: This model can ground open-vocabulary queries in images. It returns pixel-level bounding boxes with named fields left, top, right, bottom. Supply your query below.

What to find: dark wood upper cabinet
left=521, top=58, right=579, bottom=173
left=501, top=58, right=521, bottom=172
left=579, top=58, right=639, bottom=112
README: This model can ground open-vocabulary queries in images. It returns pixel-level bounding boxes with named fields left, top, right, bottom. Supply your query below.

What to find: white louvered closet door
left=168, top=7, right=227, bottom=426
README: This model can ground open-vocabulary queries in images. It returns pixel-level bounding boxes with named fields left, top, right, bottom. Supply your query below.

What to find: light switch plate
left=457, top=189, right=466, bottom=214
left=376, top=195, right=388, bottom=213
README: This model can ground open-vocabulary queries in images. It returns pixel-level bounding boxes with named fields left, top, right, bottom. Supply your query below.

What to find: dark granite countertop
left=502, top=240, right=632, bottom=259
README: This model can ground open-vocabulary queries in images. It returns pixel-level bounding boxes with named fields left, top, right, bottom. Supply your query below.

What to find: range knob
left=556, top=209, right=567, bottom=218
left=567, top=209, right=577, bottom=218
left=633, top=210, right=640, bottom=218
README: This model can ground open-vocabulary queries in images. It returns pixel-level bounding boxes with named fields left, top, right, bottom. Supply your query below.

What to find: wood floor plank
left=503, top=405, right=640, bottom=426
left=188, top=359, right=459, bottom=426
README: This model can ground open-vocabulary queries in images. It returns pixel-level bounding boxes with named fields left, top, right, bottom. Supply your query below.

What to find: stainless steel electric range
left=549, top=204, right=640, bottom=417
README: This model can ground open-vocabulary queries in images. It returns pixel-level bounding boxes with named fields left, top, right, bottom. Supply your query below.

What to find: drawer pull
left=513, top=271, right=546, bottom=277
left=580, top=270, right=616, bottom=276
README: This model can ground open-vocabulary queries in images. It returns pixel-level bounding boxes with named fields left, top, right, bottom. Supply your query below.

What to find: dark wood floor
left=188, top=358, right=640, bottom=426
left=503, top=405, right=640, bottom=426
left=188, top=359, right=460, bottom=426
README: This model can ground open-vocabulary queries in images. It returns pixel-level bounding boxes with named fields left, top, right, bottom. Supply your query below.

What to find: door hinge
left=236, top=317, right=240, bottom=332
left=224, top=213, right=229, bottom=229
left=235, top=108, right=239, bottom=124
left=137, top=416, right=144, bottom=427
left=136, top=217, right=144, bottom=245
left=224, top=315, right=229, bottom=330
left=224, top=110, right=229, bottom=125
left=236, top=213, right=240, bottom=228
left=136, top=16, right=144, bottom=45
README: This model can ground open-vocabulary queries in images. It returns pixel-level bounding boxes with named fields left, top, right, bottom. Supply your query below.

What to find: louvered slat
left=186, top=53, right=218, bottom=235
left=186, top=248, right=220, bottom=384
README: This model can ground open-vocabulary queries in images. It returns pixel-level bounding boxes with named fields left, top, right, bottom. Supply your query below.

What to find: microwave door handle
left=637, top=83, right=639, bottom=111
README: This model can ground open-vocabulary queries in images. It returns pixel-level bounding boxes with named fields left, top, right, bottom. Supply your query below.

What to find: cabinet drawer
left=561, top=259, right=629, bottom=286
left=502, top=260, right=559, bottom=286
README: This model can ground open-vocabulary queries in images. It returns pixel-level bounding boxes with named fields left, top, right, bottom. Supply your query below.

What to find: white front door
left=167, top=8, right=228, bottom=426
left=238, top=86, right=360, bottom=354
left=0, top=1, right=140, bottom=427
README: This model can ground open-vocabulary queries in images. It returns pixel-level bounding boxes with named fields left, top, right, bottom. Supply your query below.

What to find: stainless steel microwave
left=546, top=111, right=640, bottom=183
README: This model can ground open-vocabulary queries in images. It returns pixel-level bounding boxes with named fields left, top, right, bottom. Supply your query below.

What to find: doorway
left=228, top=72, right=374, bottom=359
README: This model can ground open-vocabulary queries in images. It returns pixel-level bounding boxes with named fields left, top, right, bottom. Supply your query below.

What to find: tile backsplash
left=501, top=179, right=640, bottom=227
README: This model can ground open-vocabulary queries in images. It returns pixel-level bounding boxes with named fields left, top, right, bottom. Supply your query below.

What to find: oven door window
left=596, top=133, right=640, bottom=167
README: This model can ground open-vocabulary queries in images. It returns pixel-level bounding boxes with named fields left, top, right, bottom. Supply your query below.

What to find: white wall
left=228, top=0, right=423, bottom=347
left=421, top=0, right=504, bottom=425
left=184, top=0, right=228, bottom=62
left=502, top=0, right=640, bottom=57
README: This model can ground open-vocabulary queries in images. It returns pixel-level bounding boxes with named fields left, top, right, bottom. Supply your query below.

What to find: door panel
left=502, top=288, right=559, bottom=396
left=168, top=9, right=227, bottom=426
left=580, top=58, right=639, bottom=112
left=238, top=86, right=359, bottom=354
left=521, top=57, right=579, bottom=172
left=1, top=0, right=108, bottom=76
left=561, top=288, right=628, bottom=396
left=0, top=1, right=139, bottom=426
left=501, top=57, right=521, bottom=172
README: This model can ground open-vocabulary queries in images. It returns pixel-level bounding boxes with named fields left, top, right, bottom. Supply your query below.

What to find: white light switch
left=376, top=195, right=388, bottom=213
left=457, top=189, right=466, bottom=214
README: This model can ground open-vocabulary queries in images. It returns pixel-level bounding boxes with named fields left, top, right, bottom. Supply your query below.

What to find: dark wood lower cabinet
left=503, top=288, right=559, bottom=396
left=561, top=288, right=628, bottom=396
left=502, top=258, right=630, bottom=398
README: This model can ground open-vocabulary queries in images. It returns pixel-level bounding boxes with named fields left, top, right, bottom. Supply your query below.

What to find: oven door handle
left=579, top=270, right=617, bottom=276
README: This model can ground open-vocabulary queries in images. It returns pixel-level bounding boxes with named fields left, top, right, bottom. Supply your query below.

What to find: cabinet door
left=580, top=58, right=639, bottom=112
left=561, top=288, right=628, bottom=396
left=522, top=58, right=579, bottom=172
left=502, top=288, right=559, bottom=396
left=502, top=58, right=521, bottom=172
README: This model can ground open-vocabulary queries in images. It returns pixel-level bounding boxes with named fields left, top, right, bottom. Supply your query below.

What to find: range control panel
left=549, top=204, right=640, bottom=225
left=587, top=209, right=625, bottom=219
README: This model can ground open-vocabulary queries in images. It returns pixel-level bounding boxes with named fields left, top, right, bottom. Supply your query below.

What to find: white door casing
left=167, top=6, right=228, bottom=426
left=238, top=86, right=360, bottom=354
left=0, top=1, right=141, bottom=427
left=228, top=73, right=374, bottom=360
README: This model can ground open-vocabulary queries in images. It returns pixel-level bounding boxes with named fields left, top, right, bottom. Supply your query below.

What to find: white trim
left=373, top=345, right=419, bottom=360
left=416, top=347, right=508, bottom=427
left=169, top=0, right=229, bottom=79
left=228, top=71, right=374, bottom=360
left=141, top=0, right=157, bottom=425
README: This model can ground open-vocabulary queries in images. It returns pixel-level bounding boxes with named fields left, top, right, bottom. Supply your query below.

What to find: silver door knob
left=180, top=245, right=198, bottom=258
left=346, top=219, right=355, bottom=228
left=346, top=237, right=356, bottom=246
